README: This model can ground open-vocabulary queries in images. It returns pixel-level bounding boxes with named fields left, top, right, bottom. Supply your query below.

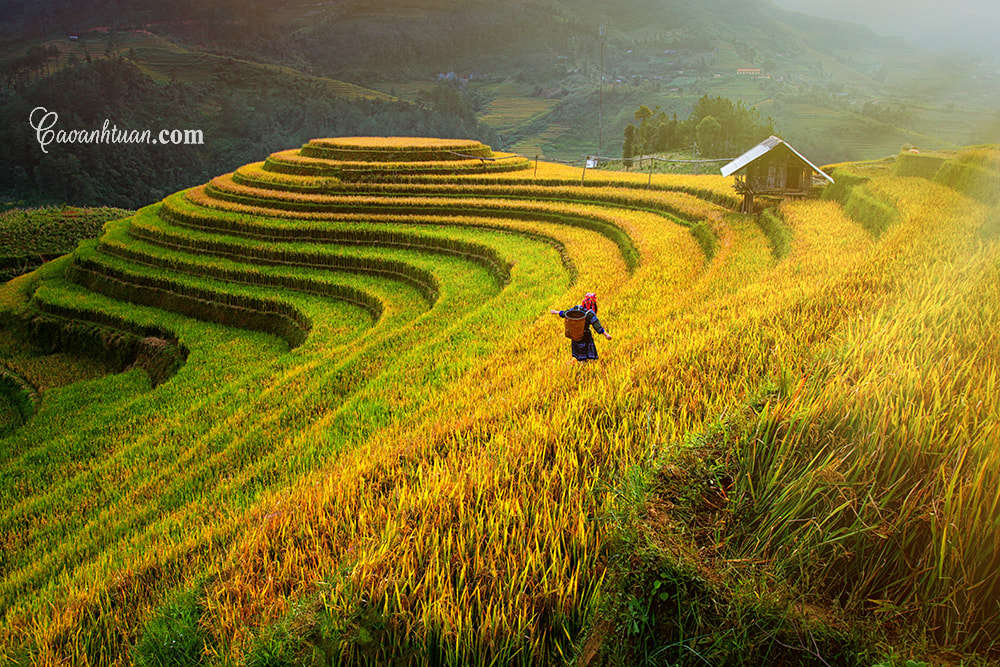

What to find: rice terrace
left=1, top=136, right=999, bottom=666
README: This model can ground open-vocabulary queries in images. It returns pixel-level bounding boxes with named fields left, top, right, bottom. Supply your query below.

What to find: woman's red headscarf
left=582, top=292, right=597, bottom=314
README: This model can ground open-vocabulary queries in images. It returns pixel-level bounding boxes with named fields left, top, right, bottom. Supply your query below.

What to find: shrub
left=821, top=167, right=869, bottom=204
left=843, top=186, right=899, bottom=236
left=756, top=208, right=792, bottom=259
left=0, top=365, right=38, bottom=425
left=934, top=160, right=999, bottom=206
left=954, top=145, right=1000, bottom=171
left=689, top=221, right=717, bottom=260
left=893, top=151, right=948, bottom=180
left=133, top=588, right=207, bottom=667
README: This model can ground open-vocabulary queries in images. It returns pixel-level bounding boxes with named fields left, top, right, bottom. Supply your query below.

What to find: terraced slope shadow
left=0, top=137, right=731, bottom=663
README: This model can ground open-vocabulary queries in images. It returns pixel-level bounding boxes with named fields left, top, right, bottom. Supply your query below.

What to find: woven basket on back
left=564, top=309, right=587, bottom=341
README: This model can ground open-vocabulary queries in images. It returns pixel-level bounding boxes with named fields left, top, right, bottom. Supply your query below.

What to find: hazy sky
left=770, top=0, right=1000, bottom=57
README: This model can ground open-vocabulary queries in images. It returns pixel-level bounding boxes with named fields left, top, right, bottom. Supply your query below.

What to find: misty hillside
left=2, top=0, right=997, bottom=207
left=279, top=0, right=994, bottom=163
left=0, top=0, right=948, bottom=79
left=286, top=0, right=924, bottom=81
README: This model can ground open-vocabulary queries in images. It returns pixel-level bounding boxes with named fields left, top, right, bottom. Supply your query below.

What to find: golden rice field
left=479, top=96, right=560, bottom=131
left=0, top=139, right=998, bottom=666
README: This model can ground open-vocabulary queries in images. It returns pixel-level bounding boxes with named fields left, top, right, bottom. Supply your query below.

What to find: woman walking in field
left=550, top=292, right=611, bottom=362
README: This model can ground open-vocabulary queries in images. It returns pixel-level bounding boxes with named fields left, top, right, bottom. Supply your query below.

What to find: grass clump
left=689, top=221, right=717, bottom=261
left=725, top=178, right=1000, bottom=658
left=934, top=159, right=1000, bottom=206
left=821, top=166, right=871, bottom=203
left=756, top=208, right=792, bottom=258
left=133, top=587, right=209, bottom=667
left=0, top=365, right=38, bottom=430
left=590, top=411, right=872, bottom=667
left=843, top=186, right=899, bottom=236
left=893, top=151, right=949, bottom=180
left=821, top=163, right=899, bottom=236
left=0, top=206, right=132, bottom=281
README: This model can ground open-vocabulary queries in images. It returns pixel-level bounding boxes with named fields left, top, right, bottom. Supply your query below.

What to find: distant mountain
left=771, top=0, right=1000, bottom=59
left=277, top=0, right=994, bottom=163
left=0, top=0, right=962, bottom=96
left=283, top=0, right=935, bottom=81
left=0, top=0, right=965, bottom=82
left=913, top=16, right=1000, bottom=59
left=2, top=0, right=997, bottom=202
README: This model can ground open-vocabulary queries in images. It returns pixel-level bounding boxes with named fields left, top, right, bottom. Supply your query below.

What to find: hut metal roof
left=720, top=136, right=835, bottom=183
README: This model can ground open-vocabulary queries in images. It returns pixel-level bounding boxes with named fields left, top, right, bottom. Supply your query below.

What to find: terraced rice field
left=479, top=96, right=559, bottom=131
left=107, top=31, right=394, bottom=100
left=508, top=124, right=576, bottom=161
left=1, top=138, right=998, bottom=665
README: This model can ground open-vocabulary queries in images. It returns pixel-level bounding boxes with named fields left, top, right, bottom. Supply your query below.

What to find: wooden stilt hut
left=721, top=136, right=834, bottom=214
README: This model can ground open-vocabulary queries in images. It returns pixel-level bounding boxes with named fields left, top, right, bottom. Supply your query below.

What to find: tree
left=621, top=96, right=776, bottom=160
left=689, top=95, right=775, bottom=156
left=695, top=115, right=722, bottom=158
left=622, top=123, right=637, bottom=163
left=652, top=118, right=673, bottom=153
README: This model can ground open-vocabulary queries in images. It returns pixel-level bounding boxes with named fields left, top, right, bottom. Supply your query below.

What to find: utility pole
left=598, top=24, right=605, bottom=163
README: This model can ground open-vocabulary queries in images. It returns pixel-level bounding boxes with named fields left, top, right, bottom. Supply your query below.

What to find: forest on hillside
left=622, top=95, right=777, bottom=160
left=0, top=0, right=271, bottom=41
left=4, top=0, right=998, bottom=205
left=0, top=58, right=496, bottom=208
